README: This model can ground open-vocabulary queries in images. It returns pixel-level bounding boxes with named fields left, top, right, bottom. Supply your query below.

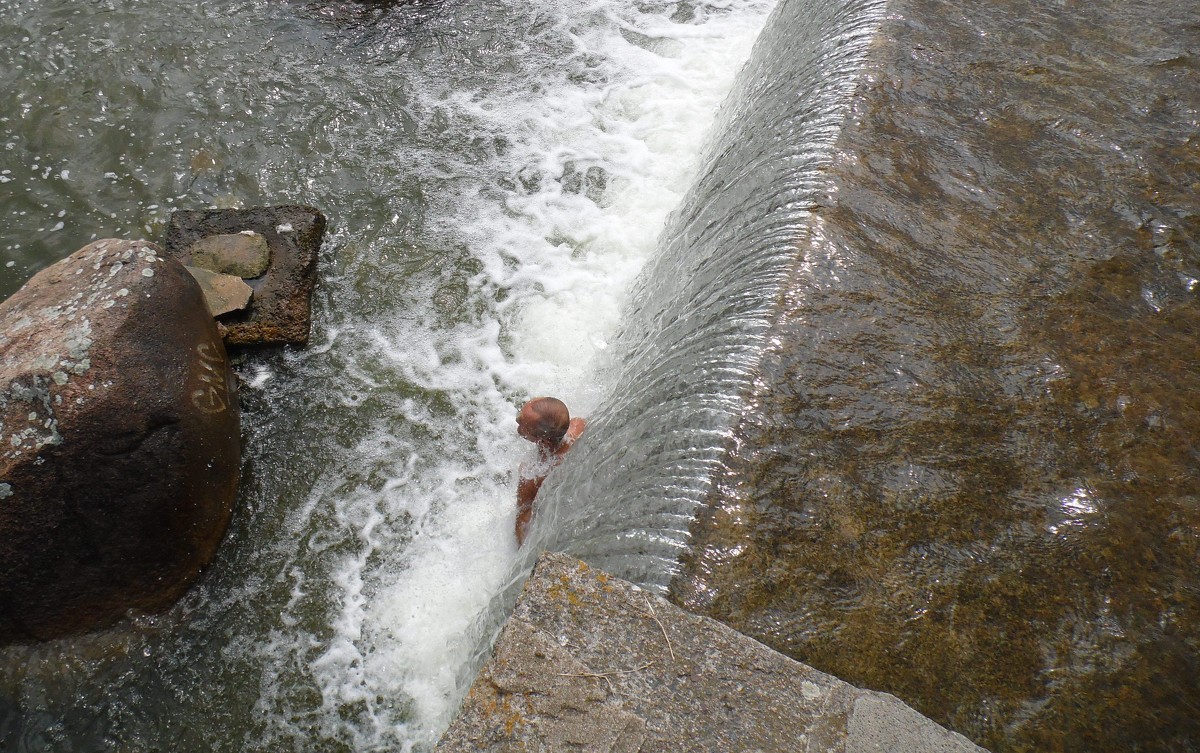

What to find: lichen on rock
left=0, top=238, right=241, bottom=644
left=436, top=553, right=986, bottom=752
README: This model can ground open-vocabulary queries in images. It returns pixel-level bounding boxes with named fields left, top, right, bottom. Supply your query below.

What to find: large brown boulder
left=0, top=239, right=240, bottom=644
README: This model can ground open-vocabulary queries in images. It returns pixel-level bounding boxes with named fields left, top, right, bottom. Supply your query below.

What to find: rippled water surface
left=0, top=0, right=771, bottom=749
left=666, top=0, right=1200, bottom=751
left=543, top=0, right=888, bottom=587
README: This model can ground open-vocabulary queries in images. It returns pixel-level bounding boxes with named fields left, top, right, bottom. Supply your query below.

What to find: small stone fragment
left=188, top=232, right=271, bottom=278
left=185, top=266, right=254, bottom=317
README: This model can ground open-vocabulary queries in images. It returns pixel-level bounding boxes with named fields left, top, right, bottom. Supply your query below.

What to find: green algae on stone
left=438, top=554, right=985, bottom=753
left=670, top=0, right=1200, bottom=751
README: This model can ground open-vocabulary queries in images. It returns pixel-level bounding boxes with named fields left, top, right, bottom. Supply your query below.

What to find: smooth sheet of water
left=543, top=0, right=887, bottom=588
left=0, top=0, right=771, bottom=749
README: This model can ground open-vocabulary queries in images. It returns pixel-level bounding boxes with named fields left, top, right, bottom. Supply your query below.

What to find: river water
left=0, top=0, right=772, bottom=749
left=6, top=0, right=1197, bottom=751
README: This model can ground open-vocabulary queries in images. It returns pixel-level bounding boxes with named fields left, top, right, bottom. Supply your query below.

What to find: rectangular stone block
left=164, top=206, right=326, bottom=347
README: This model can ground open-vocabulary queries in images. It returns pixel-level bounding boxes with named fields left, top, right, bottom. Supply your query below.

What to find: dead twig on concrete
left=642, top=594, right=676, bottom=662
left=556, top=662, right=655, bottom=692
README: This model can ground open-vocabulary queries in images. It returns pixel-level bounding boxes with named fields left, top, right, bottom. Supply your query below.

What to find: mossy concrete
left=437, top=553, right=986, bottom=753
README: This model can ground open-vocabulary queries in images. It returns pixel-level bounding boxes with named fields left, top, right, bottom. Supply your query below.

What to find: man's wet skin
left=515, top=397, right=586, bottom=546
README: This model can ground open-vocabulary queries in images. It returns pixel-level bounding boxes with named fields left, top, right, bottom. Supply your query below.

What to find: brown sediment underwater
left=672, top=0, right=1200, bottom=751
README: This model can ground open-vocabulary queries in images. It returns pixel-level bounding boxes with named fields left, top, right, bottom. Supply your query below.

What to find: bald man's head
left=517, top=397, right=570, bottom=447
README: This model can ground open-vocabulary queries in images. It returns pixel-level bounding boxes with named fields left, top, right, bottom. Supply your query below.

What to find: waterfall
left=536, top=0, right=888, bottom=589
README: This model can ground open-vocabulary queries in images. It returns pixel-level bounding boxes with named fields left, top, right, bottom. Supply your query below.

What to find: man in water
left=515, top=397, right=586, bottom=546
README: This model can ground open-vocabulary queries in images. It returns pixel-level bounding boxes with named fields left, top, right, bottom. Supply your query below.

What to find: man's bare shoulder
left=566, top=417, right=587, bottom=441
left=554, top=418, right=587, bottom=457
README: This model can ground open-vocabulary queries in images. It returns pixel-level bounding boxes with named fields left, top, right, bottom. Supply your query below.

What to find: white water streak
left=276, top=0, right=774, bottom=749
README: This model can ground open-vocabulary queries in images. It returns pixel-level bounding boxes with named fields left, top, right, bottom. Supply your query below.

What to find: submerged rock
left=436, top=553, right=986, bottom=753
left=669, top=0, right=1200, bottom=750
left=165, top=206, right=326, bottom=347
left=0, top=239, right=240, bottom=644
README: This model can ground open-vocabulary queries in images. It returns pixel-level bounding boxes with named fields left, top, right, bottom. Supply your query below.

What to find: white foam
left=263, top=0, right=774, bottom=748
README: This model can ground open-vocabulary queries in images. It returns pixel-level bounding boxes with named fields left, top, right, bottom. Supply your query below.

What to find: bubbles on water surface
left=271, top=0, right=779, bottom=746
left=0, top=0, right=773, bottom=747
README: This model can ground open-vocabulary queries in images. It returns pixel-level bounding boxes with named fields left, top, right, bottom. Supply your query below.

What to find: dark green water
left=0, top=0, right=771, bottom=749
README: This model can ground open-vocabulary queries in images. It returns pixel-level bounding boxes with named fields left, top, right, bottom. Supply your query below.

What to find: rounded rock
left=0, top=239, right=240, bottom=644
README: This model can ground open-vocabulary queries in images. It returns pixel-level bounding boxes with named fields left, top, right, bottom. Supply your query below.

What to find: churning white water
left=0, top=0, right=771, bottom=748
left=239, top=1, right=775, bottom=750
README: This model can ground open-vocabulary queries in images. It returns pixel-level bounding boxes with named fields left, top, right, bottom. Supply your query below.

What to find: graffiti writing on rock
left=191, top=342, right=229, bottom=414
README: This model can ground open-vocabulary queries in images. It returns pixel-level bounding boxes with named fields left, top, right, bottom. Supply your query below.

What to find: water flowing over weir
left=600, top=0, right=1200, bottom=750
left=537, top=0, right=888, bottom=587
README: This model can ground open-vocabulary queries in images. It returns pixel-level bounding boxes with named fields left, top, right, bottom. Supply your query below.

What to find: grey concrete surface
left=436, top=553, right=987, bottom=753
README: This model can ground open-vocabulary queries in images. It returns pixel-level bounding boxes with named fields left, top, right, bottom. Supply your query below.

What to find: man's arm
left=515, top=474, right=543, bottom=546
left=558, top=417, right=587, bottom=454
left=516, top=418, right=584, bottom=546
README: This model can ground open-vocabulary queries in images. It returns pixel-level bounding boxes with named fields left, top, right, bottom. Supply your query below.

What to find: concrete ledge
left=436, top=553, right=987, bottom=752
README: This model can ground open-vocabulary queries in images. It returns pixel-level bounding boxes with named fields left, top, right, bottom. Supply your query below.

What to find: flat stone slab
left=188, top=232, right=271, bottom=278
left=164, top=206, right=325, bottom=347
left=185, top=266, right=253, bottom=317
left=436, top=553, right=987, bottom=753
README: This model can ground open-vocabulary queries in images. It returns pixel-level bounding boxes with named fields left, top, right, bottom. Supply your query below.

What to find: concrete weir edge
left=434, top=553, right=987, bottom=752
